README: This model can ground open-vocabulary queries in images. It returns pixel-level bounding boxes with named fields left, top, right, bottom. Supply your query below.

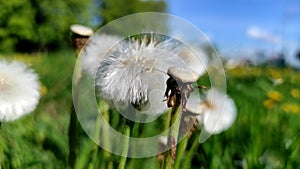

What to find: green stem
left=87, top=145, right=99, bottom=169
left=102, top=110, right=111, bottom=160
left=164, top=104, right=182, bottom=169
left=68, top=104, right=78, bottom=169
left=118, top=125, right=130, bottom=169
left=68, top=36, right=82, bottom=169
left=158, top=158, right=164, bottom=169
left=88, top=111, right=105, bottom=169
left=182, top=133, right=200, bottom=169
left=107, top=161, right=113, bottom=169
left=131, top=113, right=141, bottom=138
left=173, top=137, right=188, bottom=169
left=164, top=109, right=172, bottom=131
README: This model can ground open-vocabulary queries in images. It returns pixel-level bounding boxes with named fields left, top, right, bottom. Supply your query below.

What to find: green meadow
left=1, top=51, right=300, bottom=169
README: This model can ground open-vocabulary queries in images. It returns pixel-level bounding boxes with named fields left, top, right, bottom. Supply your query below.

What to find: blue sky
left=166, top=0, right=300, bottom=65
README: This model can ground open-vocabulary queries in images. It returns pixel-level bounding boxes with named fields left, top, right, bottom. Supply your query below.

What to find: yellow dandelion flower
left=267, top=91, right=283, bottom=102
left=291, top=89, right=300, bottom=98
left=263, top=99, right=274, bottom=109
left=40, top=84, right=48, bottom=96
left=281, top=103, right=300, bottom=114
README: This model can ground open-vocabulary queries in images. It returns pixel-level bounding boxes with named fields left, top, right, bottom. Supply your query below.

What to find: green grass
left=1, top=51, right=300, bottom=169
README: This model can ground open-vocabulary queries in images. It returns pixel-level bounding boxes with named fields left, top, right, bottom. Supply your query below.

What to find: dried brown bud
left=70, top=24, right=94, bottom=54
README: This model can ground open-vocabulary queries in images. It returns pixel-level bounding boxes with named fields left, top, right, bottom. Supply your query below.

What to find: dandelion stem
left=68, top=104, right=78, bottom=169
left=102, top=109, right=111, bottom=160
left=118, top=125, right=130, bottom=169
left=88, top=109, right=106, bottom=169
left=131, top=114, right=140, bottom=137
left=164, top=109, right=172, bottom=131
left=174, top=136, right=188, bottom=169
left=182, top=133, right=200, bottom=169
left=68, top=25, right=93, bottom=169
left=164, top=103, right=182, bottom=169
left=107, top=161, right=114, bottom=169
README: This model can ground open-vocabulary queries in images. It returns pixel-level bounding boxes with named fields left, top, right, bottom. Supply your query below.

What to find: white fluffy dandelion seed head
left=178, top=47, right=209, bottom=76
left=81, top=34, right=122, bottom=76
left=96, top=35, right=185, bottom=105
left=185, top=94, right=206, bottom=115
left=202, top=88, right=237, bottom=134
left=0, top=60, right=40, bottom=122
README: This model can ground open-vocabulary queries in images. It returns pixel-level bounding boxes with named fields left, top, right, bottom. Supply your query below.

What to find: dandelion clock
left=187, top=88, right=237, bottom=135
left=0, top=60, right=40, bottom=122
left=72, top=12, right=228, bottom=157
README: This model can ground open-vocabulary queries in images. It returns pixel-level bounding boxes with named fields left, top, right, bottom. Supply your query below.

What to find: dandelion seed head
left=0, top=60, right=40, bottom=122
left=202, top=88, right=237, bottom=134
left=178, top=48, right=209, bottom=76
left=185, top=94, right=205, bottom=115
left=0, top=77, right=6, bottom=90
left=81, top=34, right=122, bottom=76
left=96, top=34, right=185, bottom=106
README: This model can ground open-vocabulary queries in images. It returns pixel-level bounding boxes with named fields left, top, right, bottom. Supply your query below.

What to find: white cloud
left=246, top=26, right=280, bottom=44
left=285, top=49, right=300, bottom=69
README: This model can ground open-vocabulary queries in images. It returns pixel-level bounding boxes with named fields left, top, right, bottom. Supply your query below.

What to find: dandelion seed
left=0, top=60, right=40, bottom=122
left=81, top=34, right=122, bottom=76
left=202, top=88, right=237, bottom=134
left=186, top=88, right=236, bottom=134
left=96, top=34, right=185, bottom=106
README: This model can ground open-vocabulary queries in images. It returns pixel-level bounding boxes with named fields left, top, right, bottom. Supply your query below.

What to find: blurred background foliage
left=100, top=0, right=167, bottom=25
left=0, top=0, right=167, bottom=52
